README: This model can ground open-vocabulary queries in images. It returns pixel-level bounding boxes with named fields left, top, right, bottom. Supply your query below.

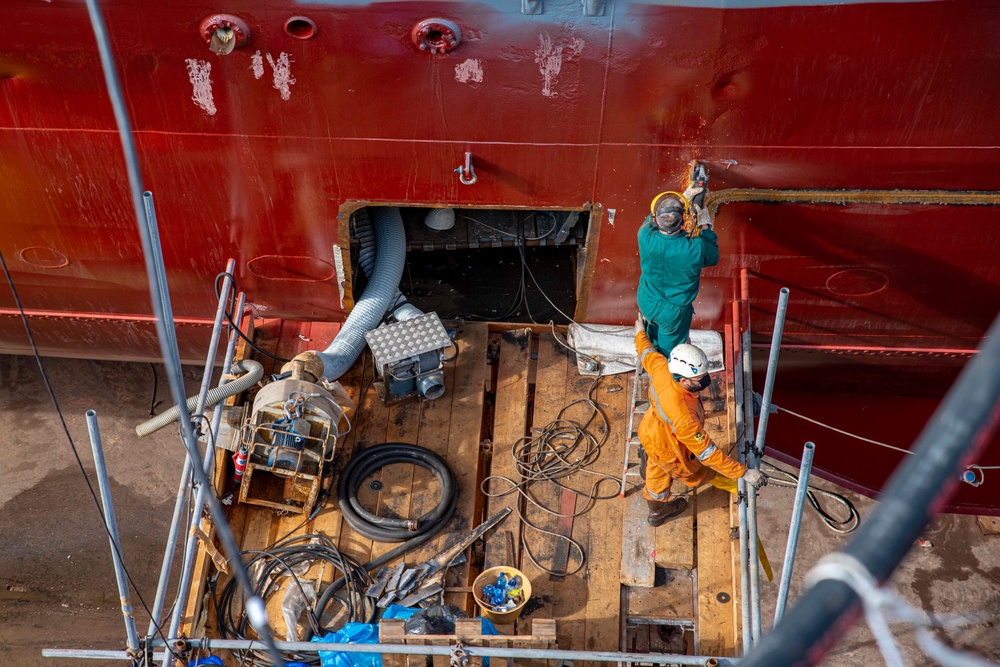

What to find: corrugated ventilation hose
left=317, top=207, right=407, bottom=380
left=135, top=359, right=263, bottom=437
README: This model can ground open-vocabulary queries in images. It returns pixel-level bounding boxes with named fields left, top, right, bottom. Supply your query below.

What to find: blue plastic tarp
left=311, top=607, right=498, bottom=667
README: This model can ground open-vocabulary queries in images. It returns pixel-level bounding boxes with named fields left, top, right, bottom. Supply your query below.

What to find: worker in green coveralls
left=636, top=185, right=718, bottom=354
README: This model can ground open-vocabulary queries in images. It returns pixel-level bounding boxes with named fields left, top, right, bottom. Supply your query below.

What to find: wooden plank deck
left=183, top=321, right=740, bottom=665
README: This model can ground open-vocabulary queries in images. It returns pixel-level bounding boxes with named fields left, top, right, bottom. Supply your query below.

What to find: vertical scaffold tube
left=748, top=286, right=790, bottom=644
left=733, top=298, right=753, bottom=655
left=167, top=291, right=246, bottom=643
left=146, top=258, right=235, bottom=636
left=774, top=441, right=815, bottom=623
left=86, top=410, right=140, bottom=652
left=84, top=0, right=284, bottom=660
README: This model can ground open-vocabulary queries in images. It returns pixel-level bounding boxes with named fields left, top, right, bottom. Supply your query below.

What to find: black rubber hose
left=742, top=307, right=1000, bottom=666
left=311, top=525, right=441, bottom=631
left=338, top=442, right=458, bottom=542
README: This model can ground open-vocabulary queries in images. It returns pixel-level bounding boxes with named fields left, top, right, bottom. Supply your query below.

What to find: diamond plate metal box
left=365, top=312, right=451, bottom=371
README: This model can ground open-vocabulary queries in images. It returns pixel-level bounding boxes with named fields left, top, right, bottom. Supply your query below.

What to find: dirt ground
left=0, top=356, right=197, bottom=667
left=2, top=354, right=999, bottom=666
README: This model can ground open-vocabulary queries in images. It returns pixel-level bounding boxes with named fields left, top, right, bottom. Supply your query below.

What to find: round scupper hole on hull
left=284, top=17, right=318, bottom=40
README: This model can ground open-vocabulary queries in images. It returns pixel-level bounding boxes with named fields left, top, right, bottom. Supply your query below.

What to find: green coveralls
left=636, top=220, right=720, bottom=355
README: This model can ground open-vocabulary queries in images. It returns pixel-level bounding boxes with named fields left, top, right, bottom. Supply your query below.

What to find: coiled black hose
left=338, top=442, right=458, bottom=542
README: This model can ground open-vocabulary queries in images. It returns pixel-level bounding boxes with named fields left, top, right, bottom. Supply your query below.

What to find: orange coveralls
left=636, top=331, right=747, bottom=500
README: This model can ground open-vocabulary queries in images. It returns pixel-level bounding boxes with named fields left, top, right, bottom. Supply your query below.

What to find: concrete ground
left=0, top=355, right=197, bottom=667
left=2, top=355, right=999, bottom=666
left=755, top=459, right=1000, bottom=665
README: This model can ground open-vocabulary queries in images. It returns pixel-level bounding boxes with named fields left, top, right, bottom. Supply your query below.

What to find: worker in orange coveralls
left=634, top=320, right=768, bottom=526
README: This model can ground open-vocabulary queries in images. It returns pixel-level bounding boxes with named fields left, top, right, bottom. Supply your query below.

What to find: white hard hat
left=668, top=343, right=709, bottom=378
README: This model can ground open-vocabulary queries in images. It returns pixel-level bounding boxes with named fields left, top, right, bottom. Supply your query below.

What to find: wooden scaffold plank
left=443, top=323, right=490, bottom=610
left=515, top=333, right=569, bottom=632
left=484, top=329, right=532, bottom=571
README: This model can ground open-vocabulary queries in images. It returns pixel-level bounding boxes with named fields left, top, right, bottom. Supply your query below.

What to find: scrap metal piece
left=385, top=562, right=406, bottom=593
left=397, top=583, right=443, bottom=608
left=396, top=567, right=420, bottom=596
left=366, top=566, right=392, bottom=599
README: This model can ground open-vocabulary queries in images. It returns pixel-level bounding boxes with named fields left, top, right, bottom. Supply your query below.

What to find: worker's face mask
left=675, top=373, right=711, bottom=392
left=654, top=204, right=684, bottom=234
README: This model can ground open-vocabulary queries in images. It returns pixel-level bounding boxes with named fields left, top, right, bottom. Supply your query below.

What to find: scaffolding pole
left=147, top=258, right=235, bottom=636
left=737, top=271, right=755, bottom=653
left=85, top=411, right=140, bottom=653
left=81, top=2, right=284, bottom=659
left=44, top=640, right=739, bottom=666
left=733, top=294, right=753, bottom=655
left=747, top=286, right=790, bottom=643
left=165, top=284, right=244, bottom=645
left=774, top=441, right=815, bottom=623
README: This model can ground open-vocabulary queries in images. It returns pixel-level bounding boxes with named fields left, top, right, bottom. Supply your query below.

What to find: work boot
left=646, top=497, right=687, bottom=527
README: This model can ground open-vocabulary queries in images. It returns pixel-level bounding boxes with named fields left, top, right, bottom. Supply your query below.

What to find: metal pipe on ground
left=742, top=306, right=1000, bottom=666
left=166, top=291, right=247, bottom=643
left=748, top=286, right=790, bottom=644
left=85, top=410, right=140, bottom=653
left=774, top=441, right=816, bottom=623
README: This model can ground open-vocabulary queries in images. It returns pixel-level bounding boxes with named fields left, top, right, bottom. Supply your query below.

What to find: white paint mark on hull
left=266, top=52, right=296, bottom=100
left=251, top=51, right=265, bottom=79
left=185, top=59, right=217, bottom=115
left=534, top=33, right=583, bottom=98
left=455, top=58, right=484, bottom=84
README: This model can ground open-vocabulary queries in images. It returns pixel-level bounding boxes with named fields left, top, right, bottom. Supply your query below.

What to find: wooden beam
left=444, top=323, right=490, bottom=610
left=484, top=329, right=532, bottom=570
left=581, top=369, right=629, bottom=666
left=515, top=334, right=569, bottom=633
left=695, top=484, right=737, bottom=657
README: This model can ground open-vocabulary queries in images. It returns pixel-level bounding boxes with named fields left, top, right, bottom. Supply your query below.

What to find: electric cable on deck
left=482, top=334, right=636, bottom=577
left=215, top=533, right=374, bottom=667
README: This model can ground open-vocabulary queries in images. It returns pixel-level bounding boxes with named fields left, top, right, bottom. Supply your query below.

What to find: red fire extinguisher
left=233, top=446, right=248, bottom=485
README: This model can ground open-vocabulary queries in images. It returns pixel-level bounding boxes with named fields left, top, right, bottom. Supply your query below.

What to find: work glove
left=742, top=468, right=768, bottom=490
left=682, top=184, right=704, bottom=203
left=634, top=318, right=645, bottom=338
left=693, top=204, right=713, bottom=231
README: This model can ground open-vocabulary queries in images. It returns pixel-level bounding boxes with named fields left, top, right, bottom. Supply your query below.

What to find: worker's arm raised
left=635, top=327, right=671, bottom=377
left=698, top=227, right=720, bottom=268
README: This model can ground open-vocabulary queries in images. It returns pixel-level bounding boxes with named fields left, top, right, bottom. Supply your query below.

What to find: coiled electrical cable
left=214, top=533, right=374, bottom=667
left=338, top=443, right=458, bottom=542
left=761, top=461, right=861, bottom=534
left=482, top=368, right=629, bottom=577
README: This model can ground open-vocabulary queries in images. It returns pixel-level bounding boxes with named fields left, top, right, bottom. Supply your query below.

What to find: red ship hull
left=2, top=0, right=999, bottom=512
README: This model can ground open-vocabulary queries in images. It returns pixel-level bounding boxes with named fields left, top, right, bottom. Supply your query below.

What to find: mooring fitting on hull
left=198, top=15, right=250, bottom=55
left=411, top=18, right=461, bottom=54
left=456, top=151, right=477, bottom=185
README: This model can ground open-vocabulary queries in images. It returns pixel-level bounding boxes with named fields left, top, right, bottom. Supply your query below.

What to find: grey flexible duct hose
left=318, top=207, right=407, bottom=380
left=354, top=208, right=377, bottom=277
left=135, top=359, right=264, bottom=437
left=353, top=207, right=420, bottom=322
